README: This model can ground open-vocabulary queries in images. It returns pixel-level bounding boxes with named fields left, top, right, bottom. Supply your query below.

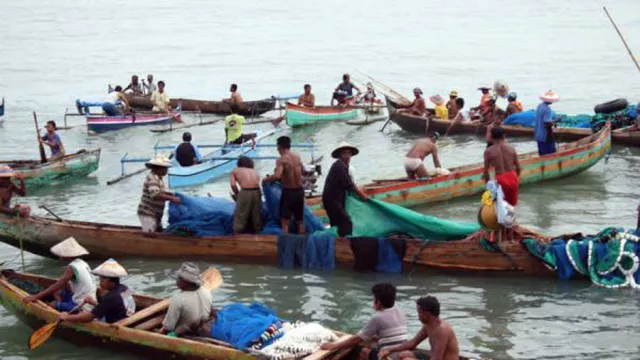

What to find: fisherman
left=332, top=73, right=361, bottom=106
left=483, top=126, right=521, bottom=207
left=123, top=75, right=144, bottom=96
left=404, top=132, right=442, bottom=179
left=397, top=88, right=427, bottom=116
left=444, top=98, right=467, bottom=137
left=535, top=90, right=560, bottom=156
left=322, top=141, right=369, bottom=237
left=480, top=97, right=505, bottom=124
left=40, top=120, right=65, bottom=160
left=359, top=82, right=380, bottom=104
left=103, top=85, right=130, bottom=116
left=23, top=237, right=97, bottom=312
left=378, top=296, right=460, bottom=360
left=505, top=92, right=523, bottom=117
left=230, top=156, right=262, bottom=234
left=142, top=74, right=157, bottom=96
left=470, top=87, right=493, bottom=116
left=137, top=155, right=181, bottom=232
left=224, top=84, right=243, bottom=104
left=446, top=90, right=459, bottom=120
left=150, top=81, right=171, bottom=112
left=298, top=84, right=316, bottom=107
left=56, top=258, right=136, bottom=324
left=430, top=95, right=448, bottom=120
left=263, top=136, right=305, bottom=234
left=320, top=283, right=408, bottom=359
left=225, top=103, right=257, bottom=145
left=0, top=166, right=29, bottom=217
left=159, top=262, right=213, bottom=336
left=169, top=132, right=202, bottom=167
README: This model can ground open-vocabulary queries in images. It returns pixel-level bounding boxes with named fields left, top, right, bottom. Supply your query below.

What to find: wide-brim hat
left=449, top=90, right=458, bottom=97
left=539, top=90, right=560, bottom=103
left=50, top=237, right=89, bottom=258
left=413, top=87, right=423, bottom=95
left=331, top=141, right=359, bottom=159
left=172, top=262, right=202, bottom=286
left=477, top=87, right=491, bottom=91
left=145, top=154, right=172, bottom=169
left=429, top=95, right=445, bottom=105
left=92, top=258, right=128, bottom=278
left=0, top=165, right=16, bottom=178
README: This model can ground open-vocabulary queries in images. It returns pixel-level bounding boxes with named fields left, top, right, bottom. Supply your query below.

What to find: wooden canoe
left=0, top=149, right=101, bottom=190
left=125, top=94, right=277, bottom=116
left=386, top=97, right=640, bottom=147
left=286, top=103, right=361, bottom=127
left=306, top=120, right=610, bottom=220
left=0, top=214, right=552, bottom=275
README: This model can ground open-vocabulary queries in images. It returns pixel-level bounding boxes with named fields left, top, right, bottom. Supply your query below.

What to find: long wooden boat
left=86, top=111, right=182, bottom=133
left=168, top=130, right=275, bottom=188
left=386, top=97, right=639, bottom=147
left=0, top=150, right=101, bottom=190
left=306, top=121, right=611, bottom=219
left=125, top=94, right=276, bottom=116
left=286, top=103, right=360, bottom=127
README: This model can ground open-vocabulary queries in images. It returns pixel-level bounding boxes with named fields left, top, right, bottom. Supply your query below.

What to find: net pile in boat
left=257, top=322, right=338, bottom=360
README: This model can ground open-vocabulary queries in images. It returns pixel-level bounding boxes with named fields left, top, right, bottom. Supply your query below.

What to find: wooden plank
left=106, top=168, right=147, bottom=185
left=115, top=299, right=170, bottom=327
left=134, top=313, right=166, bottom=331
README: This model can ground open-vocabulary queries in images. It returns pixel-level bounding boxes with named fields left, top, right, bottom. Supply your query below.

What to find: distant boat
left=86, top=111, right=182, bottom=133
left=0, top=97, right=5, bottom=124
left=124, top=94, right=276, bottom=116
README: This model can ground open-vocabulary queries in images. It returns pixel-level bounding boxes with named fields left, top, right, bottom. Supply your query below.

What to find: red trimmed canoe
left=125, top=94, right=276, bottom=116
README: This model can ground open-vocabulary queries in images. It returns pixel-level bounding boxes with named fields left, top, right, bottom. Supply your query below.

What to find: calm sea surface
left=1, top=0, right=640, bottom=359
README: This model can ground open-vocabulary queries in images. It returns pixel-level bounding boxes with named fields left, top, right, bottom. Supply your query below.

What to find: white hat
left=539, top=90, right=560, bottom=103
left=331, top=141, right=360, bottom=159
left=145, top=154, right=172, bottom=169
left=173, top=262, right=202, bottom=286
left=413, top=87, right=423, bottom=94
left=429, top=95, right=445, bottom=105
left=50, top=237, right=89, bottom=258
left=92, top=258, right=128, bottom=278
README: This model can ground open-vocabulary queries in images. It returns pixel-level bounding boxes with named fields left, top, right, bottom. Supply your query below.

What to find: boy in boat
left=23, top=237, right=97, bottom=312
left=0, top=166, right=29, bottom=217
left=103, top=85, right=130, bottom=116
left=159, top=262, right=213, bottom=336
left=40, top=120, right=65, bottom=161
left=169, top=132, right=203, bottom=167
left=57, top=258, right=136, bottom=324
left=142, top=74, right=157, bottom=96
left=298, top=84, right=315, bottom=107
left=505, top=92, right=523, bottom=117
left=224, top=84, right=243, bottom=104
left=225, top=103, right=257, bottom=146
left=321, top=283, right=408, bottom=359
left=230, top=156, right=262, bottom=234
left=535, top=90, right=560, bottom=156
left=137, top=155, right=181, bottom=233
left=446, top=90, right=459, bottom=120
left=322, top=142, right=368, bottom=237
left=150, top=81, right=171, bottom=112
left=332, top=73, right=361, bottom=106
left=397, top=88, right=427, bottom=116
left=378, top=296, right=460, bottom=360
left=263, top=136, right=305, bottom=234
left=123, top=75, right=144, bottom=96
left=404, top=132, right=442, bottom=180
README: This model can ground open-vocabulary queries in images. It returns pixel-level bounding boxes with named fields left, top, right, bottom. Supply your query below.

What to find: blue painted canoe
left=86, top=112, right=182, bottom=133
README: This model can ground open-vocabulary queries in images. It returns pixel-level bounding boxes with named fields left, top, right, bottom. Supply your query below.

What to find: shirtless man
left=263, top=136, right=305, bottom=234
left=485, top=110, right=505, bottom=148
left=298, top=84, right=315, bottom=107
left=404, top=132, right=442, bottom=179
left=398, top=88, right=427, bottom=116
left=483, top=126, right=521, bottom=207
left=224, top=84, right=243, bottom=104
left=0, top=166, right=30, bottom=217
left=123, top=75, right=143, bottom=96
left=378, top=296, right=459, bottom=360
left=230, top=156, right=262, bottom=234
left=446, top=90, right=459, bottom=120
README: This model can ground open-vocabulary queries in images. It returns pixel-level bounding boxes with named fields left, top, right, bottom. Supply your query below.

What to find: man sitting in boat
left=404, top=132, right=443, bottom=180
left=40, top=120, right=65, bottom=160
left=505, top=92, right=523, bottom=117
left=478, top=97, right=505, bottom=124
left=225, top=104, right=257, bottom=146
left=103, top=86, right=130, bottom=116
left=0, top=166, right=29, bottom=217
left=150, top=81, right=171, bottom=112
left=358, top=82, right=382, bottom=104
left=57, top=258, right=136, bottom=324
left=446, top=90, right=459, bottom=120
left=142, top=74, right=157, bottom=96
left=321, top=283, right=408, bottom=359
left=137, top=155, right=181, bottom=233
left=378, top=296, right=459, bottom=360
left=169, top=132, right=202, bottom=167
left=470, top=86, right=493, bottom=115
left=263, top=136, right=305, bottom=234
left=397, top=88, right=427, bottom=116
left=535, top=90, right=560, bottom=156
left=223, top=84, right=243, bottom=104
left=23, top=237, right=97, bottom=312
left=231, top=156, right=262, bottom=234
left=123, top=75, right=144, bottom=96
left=443, top=98, right=467, bottom=137
left=430, top=95, right=448, bottom=120
left=297, top=84, right=315, bottom=107
left=159, top=263, right=213, bottom=336
left=322, top=142, right=369, bottom=237
left=331, top=73, right=360, bottom=106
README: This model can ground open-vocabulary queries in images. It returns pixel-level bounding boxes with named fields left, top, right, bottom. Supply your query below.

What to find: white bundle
left=258, top=322, right=338, bottom=360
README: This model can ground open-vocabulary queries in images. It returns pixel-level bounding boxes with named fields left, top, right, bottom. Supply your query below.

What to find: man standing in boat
left=446, top=90, right=459, bottom=120
left=322, top=141, right=369, bottom=237
left=40, top=120, right=65, bottom=160
left=404, top=132, right=443, bottom=180
left=224, top=84, right=243, bottom=104
left=298, top=84, right=315, bottom=107
left=263, top=136, right=306, bottom=234
left=137, top=155, right=181, bottom=233
left=535, top=90, right=560, bottom=156
left=142, top=74, right=157, bottom=96
left=225, top=104, right=256, bottom=146
left=150, top=81, right=171, bottom=112
left=332, top=73, right=360, bottom=106
left=0, top=165, right=30, bottom=217
left=230, top=156, right=262, bottom=234
left=397, top=88, right=427, bottom=116
left=169, top=132, right=202, bottom=167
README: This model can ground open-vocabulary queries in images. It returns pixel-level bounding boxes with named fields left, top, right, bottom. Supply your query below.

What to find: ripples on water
left=1, top=0, right=640, bottom=359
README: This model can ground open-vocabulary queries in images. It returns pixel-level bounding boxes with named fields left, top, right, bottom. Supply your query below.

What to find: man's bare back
left=279, top=152, right=303, bottom=189
left=484, top=143, right=518, bottom=175
left=230, top=167, right=260, bottom=189
left=406, top=139, right=436, bottom=160
left=426, top=320, right=459, bottom=360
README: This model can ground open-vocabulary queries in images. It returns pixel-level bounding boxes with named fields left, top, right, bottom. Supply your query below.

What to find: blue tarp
left=262, top=183, right=325, bottom=234
left=211, top=303, right=283, bottom=349
left=503, top=109, right=557, bottom=127
left=376, top=238, right=403, bottom=273
left=277, top=232, right=336, bottom=269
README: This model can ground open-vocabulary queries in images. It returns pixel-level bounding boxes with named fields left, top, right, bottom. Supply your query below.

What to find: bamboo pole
left=603, top=6, right=640, bottom=72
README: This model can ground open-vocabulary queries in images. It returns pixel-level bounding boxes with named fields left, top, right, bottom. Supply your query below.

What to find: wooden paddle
left=33, top=112, right=47, bottom=164
left=29, top=302, right=84, bottom=350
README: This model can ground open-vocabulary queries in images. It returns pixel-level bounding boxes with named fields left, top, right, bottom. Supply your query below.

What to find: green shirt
left=225, top=114, right=245, bottom=142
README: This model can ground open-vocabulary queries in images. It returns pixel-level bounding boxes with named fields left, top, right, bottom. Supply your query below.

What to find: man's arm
left=159, top=301, right=180, bottom=334
left=262, top=159, right=283, bottom=183
left=320, top=334, right=363, bottom=351
left=23, top=267, right=73, bottom=303
left=431, top=147, right=442, bottom=169
left=58, top=311, right=96, bottom=323
left=194, top=146, right=203, bottom=163
left=482, top=150, right=491, bottom=182
left=379, top=326, right=429, bottom=358
left=309, top=94, right=315, bottom=107
left=118, top=93, right=130, bottom=108
left=513, top=149, right=522, bottom=177
left=230, top=171, right=239, bottom=195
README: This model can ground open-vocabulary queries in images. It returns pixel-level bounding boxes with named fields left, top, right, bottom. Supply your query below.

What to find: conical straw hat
left=50, top=237, right=89, bottom=258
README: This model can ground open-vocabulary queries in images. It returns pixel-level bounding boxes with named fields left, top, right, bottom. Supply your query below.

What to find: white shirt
left=68, top=259, right=97, bottom=309
left=104, top=91, right=121, bottom=104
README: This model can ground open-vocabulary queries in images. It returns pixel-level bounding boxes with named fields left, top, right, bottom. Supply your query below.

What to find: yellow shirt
left=435, top=104, right=448, bottom=120
left=225, top=114, right=245, bottom=142
left=150, top=90, right=171, bottom=111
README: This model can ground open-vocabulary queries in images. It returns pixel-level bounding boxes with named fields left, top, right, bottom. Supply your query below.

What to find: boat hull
left=86, top=113, right=181, bottom=133
left=125, top=94, right=276, bottom=116
left=286, top=103, right=360, bottom=127
left=0, top=98, right=4, bottom=123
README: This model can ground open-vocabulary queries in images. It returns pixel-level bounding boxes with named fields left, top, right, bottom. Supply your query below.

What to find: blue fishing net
left=211, top=303, right=283, bottom=349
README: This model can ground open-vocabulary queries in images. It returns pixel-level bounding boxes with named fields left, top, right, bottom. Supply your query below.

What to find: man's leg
left=414, top=164, right=429, bottom=179
left=280, top=218, right=290, bottom=234
left=233, top=192, right=250, bottom=234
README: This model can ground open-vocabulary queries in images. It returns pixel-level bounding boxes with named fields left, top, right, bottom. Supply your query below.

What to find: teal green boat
left=285, top=102, right=360, bottom=127
left=1, top=149, right=101, bottom=190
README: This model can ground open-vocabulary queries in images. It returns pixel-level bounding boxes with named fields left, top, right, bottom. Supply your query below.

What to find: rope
left=408, top=239, right=432, bottom=277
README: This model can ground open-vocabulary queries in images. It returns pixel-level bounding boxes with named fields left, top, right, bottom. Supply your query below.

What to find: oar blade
left=201, top=267, right=223, bottom=291
left=28, top=322, right=58, bottom=350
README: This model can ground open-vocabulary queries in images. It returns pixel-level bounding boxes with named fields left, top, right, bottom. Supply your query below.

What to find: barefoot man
left=398, top=88, right=427, bottom=116
left=483, top=127, right=521, bottom=207
left=230, top=156, right=262, bottom=234
left=404, top=132, right=442, bottom=179
left=0, top=166, right=30, bottom=217
left=298, top=84, right=315, bottom=107
left=263, top=136, right=305, bottom=234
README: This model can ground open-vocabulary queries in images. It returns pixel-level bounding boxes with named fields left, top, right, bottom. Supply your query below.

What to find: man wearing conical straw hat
left=138, top=155, right=181, bottom=233
left=57, top=258, right=136, bottom=324
left=0, top=165, right=30, bottom=217
left=534, top=90, right=560, bottom=156
left=23, top=237, right=97, bottom=312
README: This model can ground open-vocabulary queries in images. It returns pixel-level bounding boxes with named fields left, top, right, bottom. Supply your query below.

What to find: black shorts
left=323, top=201, right=353, bottom=237
left=280, top=188, right=305, bottom=221
left=229, top=133, right=256, bottom=145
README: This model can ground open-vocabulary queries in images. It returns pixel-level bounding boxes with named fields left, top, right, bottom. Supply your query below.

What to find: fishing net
left=590, top=105, right=637, bottom=132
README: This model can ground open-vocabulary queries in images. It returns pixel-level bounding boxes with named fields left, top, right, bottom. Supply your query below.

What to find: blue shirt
left=534, top=102, right=553, bottom=142
left=41, top=132, right=64, bottom=156
left=172, top=143, right=202, bottom=161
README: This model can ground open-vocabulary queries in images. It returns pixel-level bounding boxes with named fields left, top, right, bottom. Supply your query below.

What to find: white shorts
left=404, top=157, right=423, bottom=172
left=139, top=215, right=158, bottom=233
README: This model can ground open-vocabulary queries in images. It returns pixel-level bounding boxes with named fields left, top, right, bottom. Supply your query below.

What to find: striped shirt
left=358, top=306, right=408, bottom=349
left=137, top=173, right=166, bottom=218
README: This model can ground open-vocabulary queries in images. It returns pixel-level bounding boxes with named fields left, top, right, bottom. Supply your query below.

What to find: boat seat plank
left=115, top=299, right=170, bottom=327
left=134, top=313, right=166, bottom=331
